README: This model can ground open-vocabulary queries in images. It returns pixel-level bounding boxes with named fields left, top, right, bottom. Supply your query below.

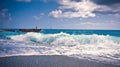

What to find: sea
left=0, top=29, right=120, bottom=65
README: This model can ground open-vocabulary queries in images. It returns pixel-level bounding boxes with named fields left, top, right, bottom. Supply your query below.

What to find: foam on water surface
left=0, top=32, right=120, bottom=65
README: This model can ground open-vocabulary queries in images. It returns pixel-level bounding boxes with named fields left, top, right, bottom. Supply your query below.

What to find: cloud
left=110, top=3, right=120, bottom=12
left=92, top=0, right=120, bottom=5
left=33, top=13, right=45, bottom=20
left=96, top=3, right=120, bottom=13
left=33, top=16, right=40, bottom=20
left=80, top=21, right=119, bottom=26
left=49, top=0, right=120, bottom=18
left=40, top=0, right=57, bottom=3
left=40, top=0, right=51, bottom=3
left=49, top=0, right=103, bottom=18
left=0, top=8, right=12, bottom=22
left=114, top=13, right=120, bottom=18
left=77, top=21, right=120, bottom=29
left=16, top=0, right=32, bottom=2
left=0, top=8, right=8, bottom=18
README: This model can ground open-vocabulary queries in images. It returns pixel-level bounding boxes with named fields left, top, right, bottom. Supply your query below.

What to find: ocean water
left=0, top=29, right=120, bottom=65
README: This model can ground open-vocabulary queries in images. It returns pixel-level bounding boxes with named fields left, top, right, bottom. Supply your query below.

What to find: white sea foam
left=0, top=32, right=120, bottom=65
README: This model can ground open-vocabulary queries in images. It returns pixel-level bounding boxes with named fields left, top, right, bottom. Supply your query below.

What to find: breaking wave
left=0, top=32, right=120, bottom=65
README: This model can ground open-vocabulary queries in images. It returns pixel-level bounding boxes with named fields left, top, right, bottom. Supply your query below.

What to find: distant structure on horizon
left=0, top=26, right=41, bottom=32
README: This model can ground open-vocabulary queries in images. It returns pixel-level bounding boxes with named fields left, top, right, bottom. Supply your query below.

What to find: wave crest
left=0, top=32, right=120, bottom=65
left=10, top=32, right=120, bottom=46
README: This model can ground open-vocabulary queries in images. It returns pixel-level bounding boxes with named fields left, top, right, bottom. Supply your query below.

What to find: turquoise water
left=1, top=29, right=120, bottom=37
left=41, top=29, right=120, bottom=36
left=0, top=29, right=120, bottom=65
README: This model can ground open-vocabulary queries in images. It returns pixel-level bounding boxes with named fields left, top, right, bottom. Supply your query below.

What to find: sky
left=0, top=0, right=120, bottom=29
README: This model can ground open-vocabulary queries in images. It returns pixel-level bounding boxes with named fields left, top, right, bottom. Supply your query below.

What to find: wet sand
left=0, top=55, right=119, bottom=67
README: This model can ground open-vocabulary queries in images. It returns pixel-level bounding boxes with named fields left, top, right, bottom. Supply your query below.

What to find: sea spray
left=0, top=31, right=120, bottom=65
left=10, top=32, right=120, bottom=45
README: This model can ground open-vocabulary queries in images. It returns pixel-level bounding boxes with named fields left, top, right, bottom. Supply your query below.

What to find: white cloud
left=33, top=16, right=40, bottom=20
left=40, top=0, right=57, bottom=3
left=114, top=13, right=120, bottom=18
left=40, top=0, right=50, bottom=3
left=110, top=3, right=120, bottom=12
left=80, top=22, right=118, bottom=26
left=0, top=8, right=8, bottom=17
left=49, top=0, right=100, bottom=18
left=40, top=13, right=45, bottom=16
left=0, top=8, right=12, bottom=22
left=49, top=10, right=62, bottom=18
left=33, top=13, right=45, bottom=20
left=80, top=22, right=96, bottom=25
left=16, top=0, right=32, bottom=2
left=97, top=3, right=120, bottom=13
left=49, top=0, right=120, bottom=19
